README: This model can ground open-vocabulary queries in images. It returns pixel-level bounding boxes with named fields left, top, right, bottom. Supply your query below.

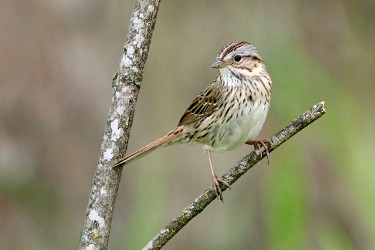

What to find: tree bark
left=79, top=0, right=161, bottom=249
left=143, top=101, right=326, bottom=250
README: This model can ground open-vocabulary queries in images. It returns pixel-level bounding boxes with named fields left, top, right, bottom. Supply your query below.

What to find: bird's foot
left=246, top=139, right=273, bottom=164
left=212, top=174, right=231, bottom=202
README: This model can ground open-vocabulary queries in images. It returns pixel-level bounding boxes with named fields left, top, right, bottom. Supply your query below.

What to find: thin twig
left=143, top=101, right=326, bottom=250
left=79, top=1, right=161, bottom=249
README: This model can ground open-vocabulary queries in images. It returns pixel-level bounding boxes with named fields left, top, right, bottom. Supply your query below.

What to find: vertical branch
left=80, top=0, right=161, bottom=249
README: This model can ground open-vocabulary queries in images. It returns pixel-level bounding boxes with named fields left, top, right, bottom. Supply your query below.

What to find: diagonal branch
left=143, top=101, right=326, bottom=250
left=79, top=0, right=161, bottom=249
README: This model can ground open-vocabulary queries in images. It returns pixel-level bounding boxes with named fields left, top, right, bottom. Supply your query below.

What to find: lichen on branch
left=80, top=1, right=161, bottom=249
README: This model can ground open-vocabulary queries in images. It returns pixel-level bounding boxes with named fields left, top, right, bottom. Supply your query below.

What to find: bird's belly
left=204, top=102, right=269, bottom=153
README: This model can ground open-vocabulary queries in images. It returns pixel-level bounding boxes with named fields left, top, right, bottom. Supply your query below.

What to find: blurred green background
left=1, top=0, right=374, bottom=249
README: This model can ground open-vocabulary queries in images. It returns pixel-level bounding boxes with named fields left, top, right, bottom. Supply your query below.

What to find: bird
left=113, top=42, right=273, bottom=201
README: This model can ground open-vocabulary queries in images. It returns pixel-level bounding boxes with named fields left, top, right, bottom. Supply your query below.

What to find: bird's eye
left=234, top=55, right=242, bottom=62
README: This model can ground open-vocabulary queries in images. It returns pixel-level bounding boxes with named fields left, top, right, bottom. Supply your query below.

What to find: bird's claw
left=251, top=139, right=273, bottom=164
left=212, top=174, right=231, bottom=202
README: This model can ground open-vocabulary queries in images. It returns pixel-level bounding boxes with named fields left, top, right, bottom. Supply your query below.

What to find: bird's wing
left=178, top=81, right=221, bottom=126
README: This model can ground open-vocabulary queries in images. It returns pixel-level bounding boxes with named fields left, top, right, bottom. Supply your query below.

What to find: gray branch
left=144, top=101, right=326, bottom=250
left=79, top=0, right=161, bottom=249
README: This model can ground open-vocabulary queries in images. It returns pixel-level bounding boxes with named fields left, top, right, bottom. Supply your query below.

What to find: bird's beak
left=211, top=59, right=226, bottom=69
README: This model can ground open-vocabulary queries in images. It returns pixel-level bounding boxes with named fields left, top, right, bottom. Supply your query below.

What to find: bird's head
left=211, top=42, right=265, bottom=86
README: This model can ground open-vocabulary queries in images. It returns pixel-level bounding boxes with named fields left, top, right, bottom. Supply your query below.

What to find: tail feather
left=112, top=127, right=183, bottom=168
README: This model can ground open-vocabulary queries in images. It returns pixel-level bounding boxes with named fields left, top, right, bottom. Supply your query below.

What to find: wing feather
left=178, top=81, right=222, bottom=126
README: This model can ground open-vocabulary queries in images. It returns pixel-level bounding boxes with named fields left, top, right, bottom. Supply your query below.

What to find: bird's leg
left=206, top=149, right=231, bottom=202
left=246, top=139, right=273, bottom=164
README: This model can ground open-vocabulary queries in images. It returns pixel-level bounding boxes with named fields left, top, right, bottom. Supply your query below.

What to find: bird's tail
left=112, top=127, right=184, bottom=168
